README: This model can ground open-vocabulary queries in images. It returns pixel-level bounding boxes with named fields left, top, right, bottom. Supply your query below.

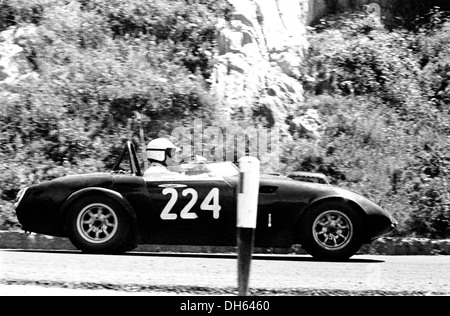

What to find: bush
left=0, top=0, right=53, bottom=31
left=302, top=14, right=424, bottom=114
left=293, top=10, right=450, bottom=238
left=77, top=0, right=232, bottom=80
left=415, top=18, right=450, bottom=113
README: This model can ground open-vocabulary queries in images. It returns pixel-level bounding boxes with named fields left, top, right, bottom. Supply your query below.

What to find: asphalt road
left=0, top=249, right=449, bottom=296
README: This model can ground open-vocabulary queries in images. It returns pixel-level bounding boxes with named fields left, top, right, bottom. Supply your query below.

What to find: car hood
left=49, top=172, right=113, bottom=186
left=257, top=175, right=389, bottom=216
left=22, top=172, right=113, bottom=193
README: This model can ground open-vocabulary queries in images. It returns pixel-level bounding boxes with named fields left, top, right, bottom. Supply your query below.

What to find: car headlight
left=14, top=187, right=28, bottom=208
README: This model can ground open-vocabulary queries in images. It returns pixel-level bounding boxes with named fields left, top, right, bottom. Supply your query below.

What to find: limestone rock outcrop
left=0, top=25, right=38, bottom=101
left=211, top=0, right=310, bottom=127
left=211, top=0, right=388, bottom=135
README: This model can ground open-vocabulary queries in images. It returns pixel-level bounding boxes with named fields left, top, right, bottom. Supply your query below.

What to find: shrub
left=0, top=0, right=53, bottom=31
left=302, top=14, right=424, bottom=114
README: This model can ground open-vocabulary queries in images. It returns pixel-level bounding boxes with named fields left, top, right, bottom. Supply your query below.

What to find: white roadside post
left=236, top=156, right=260, bottom=296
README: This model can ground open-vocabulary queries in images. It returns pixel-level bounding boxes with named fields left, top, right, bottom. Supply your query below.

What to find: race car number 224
left=160, top=187, right=221, bottom=220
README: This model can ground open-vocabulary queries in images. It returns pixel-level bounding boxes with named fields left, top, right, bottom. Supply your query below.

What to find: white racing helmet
left=146, top=138, right=181, bottom=163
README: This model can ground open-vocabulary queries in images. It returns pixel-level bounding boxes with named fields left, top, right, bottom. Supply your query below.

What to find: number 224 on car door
left=145, top=178, right=236, bottom=246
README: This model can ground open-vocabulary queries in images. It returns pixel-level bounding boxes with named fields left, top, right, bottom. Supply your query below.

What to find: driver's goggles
left=166, top=148, right=180, bottom=158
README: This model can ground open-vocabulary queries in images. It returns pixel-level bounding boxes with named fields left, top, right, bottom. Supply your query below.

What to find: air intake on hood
left=259, top=186, right=278, bottom=194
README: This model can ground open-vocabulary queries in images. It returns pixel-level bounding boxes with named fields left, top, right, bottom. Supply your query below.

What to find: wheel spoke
left=317, top=230, right=326, bottom=236
left=337, top=223, right=348, bottom=229
left=332, top=235, right=338, bottom=246
left=101, top=226, right=109, bottom=235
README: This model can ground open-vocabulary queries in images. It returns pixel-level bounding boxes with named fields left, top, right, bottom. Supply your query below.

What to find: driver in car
left=143, top=138, right=184, bottom=179
left=143, top=137, right=213, bottom=180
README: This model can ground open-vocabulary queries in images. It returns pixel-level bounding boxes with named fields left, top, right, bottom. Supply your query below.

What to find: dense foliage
left=0, top=0, right=231, bottom=229
left=286, top=10, right=450, bottom=238
left=0, top=1, right=448, bottom=239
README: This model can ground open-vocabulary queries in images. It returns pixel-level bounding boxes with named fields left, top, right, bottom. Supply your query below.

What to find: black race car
left=14, top=141, right=397, bottom=261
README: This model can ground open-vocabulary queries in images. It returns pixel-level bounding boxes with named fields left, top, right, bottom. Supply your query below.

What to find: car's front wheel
left=299, top=201, right=364, bottom=261
left=66, top=196, right=133, bottom=254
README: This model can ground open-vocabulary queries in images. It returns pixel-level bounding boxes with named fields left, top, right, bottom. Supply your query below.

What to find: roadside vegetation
left=0, top=0, right=448, bottom=239
left=0, top=0, right=231, bottom=228
left=288, top=8, right=450, bottom=238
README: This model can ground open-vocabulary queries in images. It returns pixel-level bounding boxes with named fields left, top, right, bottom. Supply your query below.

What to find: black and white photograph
left=0, top=0, right=449, bottom=300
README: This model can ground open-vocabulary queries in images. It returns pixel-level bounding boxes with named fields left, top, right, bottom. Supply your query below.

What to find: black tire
left=66, top=195, right=133, bottom=254
left=299, top=201, right=364, bottom=261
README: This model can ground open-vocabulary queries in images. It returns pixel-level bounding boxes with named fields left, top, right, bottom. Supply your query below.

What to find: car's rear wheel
left=66, top=196, right=132, bottom=254
left=299, top=201, right=364, bottom=261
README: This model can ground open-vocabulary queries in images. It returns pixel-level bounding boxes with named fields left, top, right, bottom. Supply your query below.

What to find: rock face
left=0, top=25, right=37, bottom=100
left=211, top=0, right=390, bottom=135
left=211, top=0, right=310, bottom=127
